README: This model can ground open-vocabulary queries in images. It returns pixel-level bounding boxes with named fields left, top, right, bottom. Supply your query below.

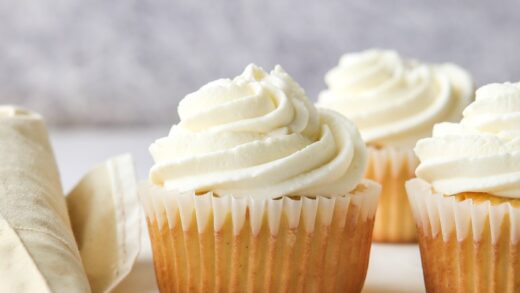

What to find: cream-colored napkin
left=67, top=154, right=141, bottom=293
left=0, top=106, right=140, bottom=293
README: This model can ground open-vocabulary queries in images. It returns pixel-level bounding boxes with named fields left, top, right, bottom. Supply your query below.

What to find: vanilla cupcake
left=406, top=82, right=520, bottom=292
left=318, top=49, right=474, bottom=242
left=140, top=64, right=381, bottom=292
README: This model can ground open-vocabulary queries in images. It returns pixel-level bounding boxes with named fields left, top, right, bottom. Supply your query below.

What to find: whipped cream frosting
left=0, top=106, right=36, bottom=118
left=415, top=82, right=520, bottom=198
left=318, top=49, right=474, bottom=147
left=149, top=64, right=367, bottom=198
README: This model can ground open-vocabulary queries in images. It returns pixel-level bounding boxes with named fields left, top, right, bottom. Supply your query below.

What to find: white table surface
left=50, top=127, right=426, bottom=293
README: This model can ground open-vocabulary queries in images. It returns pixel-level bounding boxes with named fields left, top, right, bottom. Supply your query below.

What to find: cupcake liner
left=406, top=178, right=520, bottom=292
left=365, top=146, right=419, bottom=242
left=140, top=180, right=380, bottom=293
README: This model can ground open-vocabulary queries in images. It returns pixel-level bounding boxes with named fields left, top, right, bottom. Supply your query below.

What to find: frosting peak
left=318, top=49, right=474, bottom=147
left=415, top=82, right=520, bottom=198
left=150, top=64, right=367, bottom=198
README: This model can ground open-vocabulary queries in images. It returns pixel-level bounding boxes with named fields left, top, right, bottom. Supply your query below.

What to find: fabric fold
left=0, top=105, right=141, bottom=293
left=0, top=105, right=90, bottom=292
left=67, top=154, right=141, bottom=293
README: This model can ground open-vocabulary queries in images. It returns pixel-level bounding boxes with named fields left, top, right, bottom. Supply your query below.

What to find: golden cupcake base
left=141, top=181, right=380, bottom=293
left=418, top=227, right=520, bottom=293
left=407, top=178, right=520, bottom=293
left=366, top=146, right=418, bottom=243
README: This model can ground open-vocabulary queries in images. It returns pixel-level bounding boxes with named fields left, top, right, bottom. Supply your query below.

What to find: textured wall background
left=1, top=0, right=519, bottom=126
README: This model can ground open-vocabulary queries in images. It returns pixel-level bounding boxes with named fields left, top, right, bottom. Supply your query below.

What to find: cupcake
left=406, top=82, right=520, bottom=292
left=140, top=64, right=381, bottom=292
left=318, top=49, right=474, bottom=242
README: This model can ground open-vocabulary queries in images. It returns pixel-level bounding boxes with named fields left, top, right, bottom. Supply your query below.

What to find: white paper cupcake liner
left=406, top=178, right=520, bottom=292
left=406, top=178, right=520, bottom=244
left=140, top=180, right=380, bottom=292
left=140, top=180, right=380, bottom=236
left=366, top=146, right=418, bottom=181
left=366, top=146, right=419, bottom=242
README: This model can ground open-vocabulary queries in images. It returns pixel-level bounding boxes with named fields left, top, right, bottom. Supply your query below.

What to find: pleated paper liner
left=406, top=179, right=520, bottom=293
left=366, top=146, right=419, bottom=242
left=140, top=180, right=380, bottom=293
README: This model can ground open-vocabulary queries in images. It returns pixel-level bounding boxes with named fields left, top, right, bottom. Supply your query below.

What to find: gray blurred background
left=1, top=0, right=519, bottom=126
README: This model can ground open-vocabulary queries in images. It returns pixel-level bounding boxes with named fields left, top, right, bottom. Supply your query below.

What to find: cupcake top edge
left=414, top=82, right=520, bottom=199
left=317, top=49, right=474, bottom=148
left=149, top=64, right=368, bottom=199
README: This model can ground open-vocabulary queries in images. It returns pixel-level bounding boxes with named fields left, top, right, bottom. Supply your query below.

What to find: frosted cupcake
left=406, top=82, right=520, bottom=292
left=318, top=49, right=473, bottom=242
left=140, top=64, right=381, bottom=292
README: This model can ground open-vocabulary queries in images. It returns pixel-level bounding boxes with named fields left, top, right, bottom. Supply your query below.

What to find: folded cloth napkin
left=0, top=106, right=140, bottom=293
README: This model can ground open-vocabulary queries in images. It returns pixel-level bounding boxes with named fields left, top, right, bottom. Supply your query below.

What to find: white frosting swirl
left=149, top=64, right=367, bottom=198
left=415, top=82, right=520, bottom=198
left=318, top=49, right=474, bottom=147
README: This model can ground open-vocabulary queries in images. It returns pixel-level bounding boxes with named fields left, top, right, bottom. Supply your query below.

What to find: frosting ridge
left=150, top=64, right=367, bottom=198
left=415, top=82, right=520, bottom=198
left=318, top=49, right=473, bottom=147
